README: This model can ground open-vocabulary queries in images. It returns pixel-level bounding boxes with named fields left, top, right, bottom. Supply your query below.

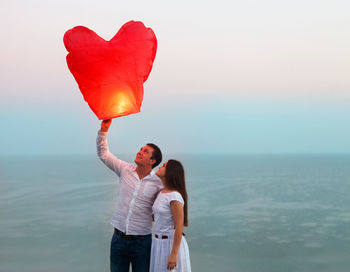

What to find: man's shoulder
left=149, top=172, right=162, bottom=182
left=116, top=162, right=136, bottom=177
left=121, top=162, right=136, bottom=171
left=148, top=175, right=163, bottom=190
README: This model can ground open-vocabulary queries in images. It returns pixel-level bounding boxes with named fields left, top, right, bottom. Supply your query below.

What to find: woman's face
left=156, top=161, right=168, bottom=179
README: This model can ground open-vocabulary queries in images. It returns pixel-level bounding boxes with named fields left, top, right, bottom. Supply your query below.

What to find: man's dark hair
left=147, top=143, right=162, bottom=168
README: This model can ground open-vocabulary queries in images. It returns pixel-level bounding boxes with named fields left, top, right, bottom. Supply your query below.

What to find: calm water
left=1, top=154, right=350, bottom=272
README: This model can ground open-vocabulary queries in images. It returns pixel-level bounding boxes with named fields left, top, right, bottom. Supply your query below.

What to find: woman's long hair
left=165, top=159, right=188, bottom=226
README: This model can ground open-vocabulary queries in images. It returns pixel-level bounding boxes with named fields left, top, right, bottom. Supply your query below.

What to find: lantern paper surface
left=63, top=21, right=157, bottom=120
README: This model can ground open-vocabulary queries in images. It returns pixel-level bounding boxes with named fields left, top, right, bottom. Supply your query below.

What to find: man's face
left=134, top=145, right=155, bottom=168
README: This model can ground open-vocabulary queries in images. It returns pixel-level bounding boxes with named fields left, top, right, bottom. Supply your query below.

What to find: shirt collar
left=132, top=166, right=156, bottom=180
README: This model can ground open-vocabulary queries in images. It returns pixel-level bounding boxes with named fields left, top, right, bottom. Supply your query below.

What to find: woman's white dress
left=150, top=191, right=191, bottom=272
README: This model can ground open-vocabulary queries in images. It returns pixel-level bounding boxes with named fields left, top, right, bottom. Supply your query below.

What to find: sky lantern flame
left=63, top=21, right=157, bottom=120
left=109, top=89, right=137, bottom=116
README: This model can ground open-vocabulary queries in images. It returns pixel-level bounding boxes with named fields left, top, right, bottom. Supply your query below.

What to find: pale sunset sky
left=0, top=0, right=349, bottom=155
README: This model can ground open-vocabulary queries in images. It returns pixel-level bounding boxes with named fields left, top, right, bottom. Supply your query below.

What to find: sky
left=0, top=0, right=349, bottom=155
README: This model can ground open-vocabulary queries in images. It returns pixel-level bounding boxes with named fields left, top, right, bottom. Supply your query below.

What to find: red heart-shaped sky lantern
left=63, top=21, right=157, bottom=120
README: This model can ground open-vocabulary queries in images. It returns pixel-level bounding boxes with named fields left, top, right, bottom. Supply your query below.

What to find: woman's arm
left=168, top=200, right=184, bottom=270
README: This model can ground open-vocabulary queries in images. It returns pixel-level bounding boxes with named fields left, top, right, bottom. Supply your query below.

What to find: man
left=97, top=119, right=163, bottom=272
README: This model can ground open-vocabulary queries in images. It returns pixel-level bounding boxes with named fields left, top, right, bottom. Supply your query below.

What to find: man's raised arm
left=97, top=119, right=128, bottom=176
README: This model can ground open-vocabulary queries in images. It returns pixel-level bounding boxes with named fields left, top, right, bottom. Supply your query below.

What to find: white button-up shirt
left=97, top=131, right=163, bottom=235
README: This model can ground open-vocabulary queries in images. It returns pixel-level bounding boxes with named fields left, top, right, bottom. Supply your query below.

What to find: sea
left=1, top=154, right=350, bottom=272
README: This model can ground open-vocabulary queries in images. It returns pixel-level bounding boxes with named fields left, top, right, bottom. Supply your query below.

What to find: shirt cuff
left=98, top=130, right=108, bottom=136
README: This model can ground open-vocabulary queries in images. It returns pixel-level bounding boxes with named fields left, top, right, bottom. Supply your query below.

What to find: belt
left=114, top=228, right=150, bottom=240
left=155, top=234, right=168, bottom=239
left=155, top=233, right=185, bottom=239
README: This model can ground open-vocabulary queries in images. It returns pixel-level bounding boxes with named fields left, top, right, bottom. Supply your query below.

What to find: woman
left=150, top=160, right=191, bottom=272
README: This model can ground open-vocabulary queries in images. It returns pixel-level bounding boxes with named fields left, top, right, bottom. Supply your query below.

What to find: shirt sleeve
left=96, top=130, right=129, bottom=177
left=168, top=192, right=184, bottom=206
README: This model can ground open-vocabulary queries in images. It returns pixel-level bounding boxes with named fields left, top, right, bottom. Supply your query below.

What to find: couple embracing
left=97, top=119, right=191, bottom=272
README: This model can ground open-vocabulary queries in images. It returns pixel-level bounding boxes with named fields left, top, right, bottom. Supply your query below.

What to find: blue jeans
left=110, top=232, right=152, bottom=272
